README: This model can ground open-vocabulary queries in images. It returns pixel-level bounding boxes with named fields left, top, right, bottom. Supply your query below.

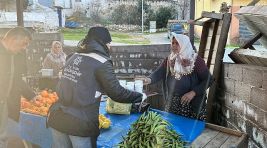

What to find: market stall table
left=18, top=102, right=205, bottom=148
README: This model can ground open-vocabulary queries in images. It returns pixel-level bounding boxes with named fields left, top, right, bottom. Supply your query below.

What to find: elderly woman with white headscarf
left=43, top=41, right=66, bottom=76
left=144, top=34, right=212, bottom=120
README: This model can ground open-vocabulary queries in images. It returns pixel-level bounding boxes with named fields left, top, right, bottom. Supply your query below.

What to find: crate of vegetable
left=118, top=111, right=187, bottom=148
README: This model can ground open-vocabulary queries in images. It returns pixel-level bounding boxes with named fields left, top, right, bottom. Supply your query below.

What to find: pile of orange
left=21, top=90, right=58, bottom=116
left=99, top=114, right=111, bottom=129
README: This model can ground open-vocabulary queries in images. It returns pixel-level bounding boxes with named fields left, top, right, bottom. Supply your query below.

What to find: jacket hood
left=85, top=27, right=112, bottom=44
left=77, top=40, right=110, bottom=58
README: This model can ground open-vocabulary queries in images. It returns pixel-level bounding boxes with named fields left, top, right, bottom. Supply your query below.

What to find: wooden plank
left=209, top=65, right=214, bottom=74
left=208, top=25, right=222, bottom=36
left=207, top=13, right=231, bottom=122
left=259, top=57, right=267, bottom=66
left=211, top=52, right=216, bottom=65
left=204, top=132, right=230, bottom=148
left=207, top=20, right=220, bottom=68
left=220, top=135, right=240, bottom=148
left=204, top=50, right=210, bottom=59
left=198, top=22, right=211, bottom=59
left=194, top=18, right=216, bottom=26
left=240, top=32, right=262, bottom=49
left=235, top=134, right=248, bottom=148
left=206, top=123, right=243, bottom=137
left=206, top=36, right=213, bottom=49
left=202, top=11, right=224, bottom=19
left=246, top=55, right=264, bottom=66
left=228, top=49, right=243, bottom=64
left=247, top=0, right=260, bottom=6
left=191, top=128, right=219, bottom=148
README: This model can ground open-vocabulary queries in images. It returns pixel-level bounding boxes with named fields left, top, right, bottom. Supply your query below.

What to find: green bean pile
left=118, top=111, right=187, bottom=148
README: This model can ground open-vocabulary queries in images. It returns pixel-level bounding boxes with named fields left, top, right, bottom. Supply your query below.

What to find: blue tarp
left=18, top=102, right=205, bottom=148
left=65, top=21, right=80, bottom=28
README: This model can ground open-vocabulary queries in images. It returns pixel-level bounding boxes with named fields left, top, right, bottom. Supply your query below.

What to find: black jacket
left=0, top=42, right=35, bottom=121
left=55, top=40, right=142, bottom=137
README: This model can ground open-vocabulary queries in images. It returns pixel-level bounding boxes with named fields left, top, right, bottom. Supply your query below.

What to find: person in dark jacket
left=48, top=27, right=144, bottom=148
left=0, top=27, right=35, bottom=148
left=142, top=33, right=212, bottom=120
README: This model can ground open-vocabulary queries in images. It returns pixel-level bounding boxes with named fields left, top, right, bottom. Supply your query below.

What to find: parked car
left=167, top=23, right=185, bottom=39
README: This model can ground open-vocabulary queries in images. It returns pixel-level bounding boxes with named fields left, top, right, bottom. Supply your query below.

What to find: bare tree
left=86, top=0, right=103, bottom=23
left=176, top=0, right=190, bottom=20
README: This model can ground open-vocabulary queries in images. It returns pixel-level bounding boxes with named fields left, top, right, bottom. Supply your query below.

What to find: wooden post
left=16, top=0, right=24, bottom=27
left=198, top=22, right=211, bottom=59
left=206, top=20, right=220, bottom=68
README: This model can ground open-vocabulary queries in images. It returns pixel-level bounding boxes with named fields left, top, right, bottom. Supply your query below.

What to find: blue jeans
left=51, top=128, right=95, bottom=148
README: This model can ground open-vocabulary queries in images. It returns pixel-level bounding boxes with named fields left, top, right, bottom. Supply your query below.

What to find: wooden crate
left=192, top=123, right=248, bottom=148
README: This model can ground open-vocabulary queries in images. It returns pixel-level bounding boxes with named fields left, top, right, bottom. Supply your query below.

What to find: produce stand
left=18, top=102, right=205, bottom=148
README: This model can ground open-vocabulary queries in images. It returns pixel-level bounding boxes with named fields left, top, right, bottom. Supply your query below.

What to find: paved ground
left=143, top=32, right=170, bottom=44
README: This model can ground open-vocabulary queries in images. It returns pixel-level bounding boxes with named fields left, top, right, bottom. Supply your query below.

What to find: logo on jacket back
left=62, top=56, right=83, bottom=83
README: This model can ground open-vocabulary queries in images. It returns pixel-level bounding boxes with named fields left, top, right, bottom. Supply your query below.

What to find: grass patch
left=226, top=44, right=239, bottom=48
left=61, top=28, right=150, bottom=44
left=111, top=32, right=150, bottom=44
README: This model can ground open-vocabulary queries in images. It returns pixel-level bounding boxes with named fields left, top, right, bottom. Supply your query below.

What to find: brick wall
left=111, top=44, right=170, bottom=76
left=220, top=63, right=267, bottom=148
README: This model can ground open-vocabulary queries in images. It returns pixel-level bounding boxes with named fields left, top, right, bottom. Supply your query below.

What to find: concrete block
left=228, top=64, right=243, bottom=81
left=248, top=140, right=260, bottom=148
left=250, top=87, right=267, bottom=111
left=235, top=81, right=251, bottom=101
left=263, top=70, right=267, bottom=89
left=236, top=113, right=247, bottom=132
left=243, top=102, right=267, bottom=130
left=224, top=78, right=235, bottom=94
left=225, top=103, right=267, bottom=148
left=242, top=67, right=263, bottom=88
left=223, top=63, right=229, bottom=78
left=224, top=106, right=238, bottom=127
left=247, top=123, right=267, bottom=148
left=225, top=92, right=247, bottom=114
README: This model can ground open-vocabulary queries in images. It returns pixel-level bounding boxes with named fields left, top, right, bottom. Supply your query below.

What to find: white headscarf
left=168, top=33, right=198, bottom=80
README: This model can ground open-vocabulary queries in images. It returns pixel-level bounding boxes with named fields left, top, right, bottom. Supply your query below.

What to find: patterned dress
left=165, top=95, right=207, bottom=120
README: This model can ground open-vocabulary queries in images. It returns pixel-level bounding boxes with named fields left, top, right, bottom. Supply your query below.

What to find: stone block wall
left=111, top=44, right=170, bottom=76
left=220, top=63, right=267, bottom=148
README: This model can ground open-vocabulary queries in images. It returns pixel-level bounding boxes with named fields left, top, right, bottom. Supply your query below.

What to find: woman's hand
left=181, top=91, right=196, bottom=105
